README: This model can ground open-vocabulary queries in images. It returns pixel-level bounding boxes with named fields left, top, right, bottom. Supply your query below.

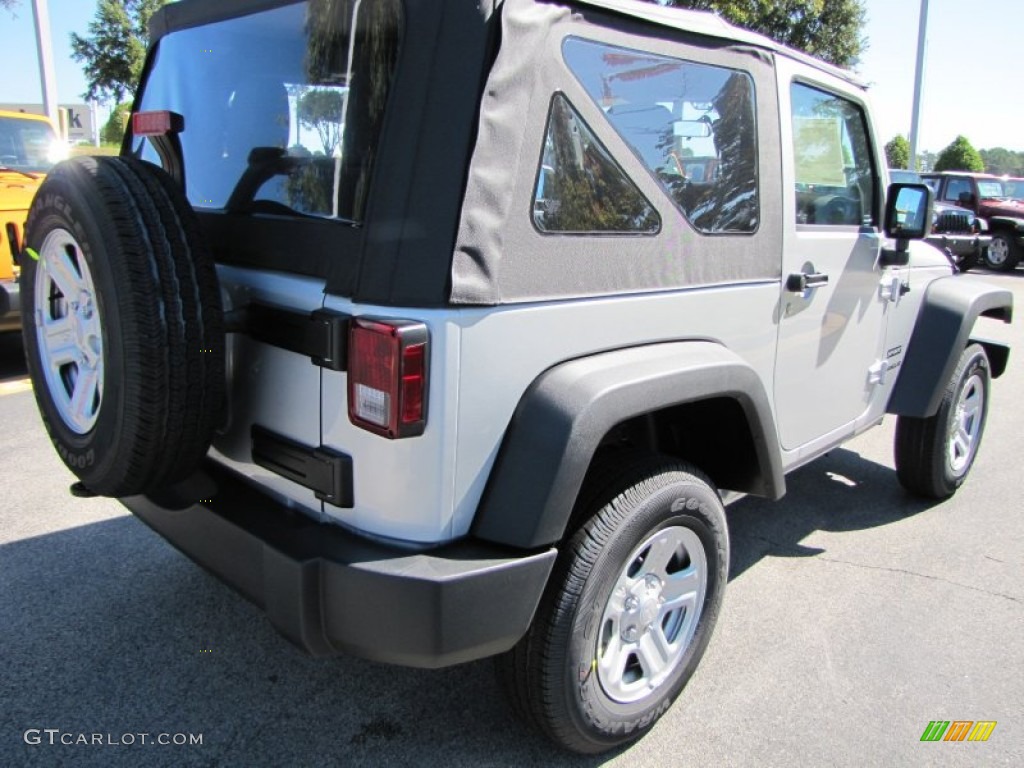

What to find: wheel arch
left=887, top=276, right=1012, bottom=419
left=470, top=341, right=785, bottom=550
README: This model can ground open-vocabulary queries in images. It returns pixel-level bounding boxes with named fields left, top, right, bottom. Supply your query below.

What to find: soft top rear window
left=134, top=0, right=402, bottom=223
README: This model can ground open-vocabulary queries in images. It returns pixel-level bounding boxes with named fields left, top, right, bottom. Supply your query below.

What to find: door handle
left=786, top=271, right=829, bottom=293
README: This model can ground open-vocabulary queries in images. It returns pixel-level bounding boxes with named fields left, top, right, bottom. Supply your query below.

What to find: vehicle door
left=773, top=65, right=890, bottom=451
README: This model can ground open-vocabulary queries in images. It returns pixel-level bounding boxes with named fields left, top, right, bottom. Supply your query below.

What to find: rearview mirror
left=674, top=118, right=712, bottom=139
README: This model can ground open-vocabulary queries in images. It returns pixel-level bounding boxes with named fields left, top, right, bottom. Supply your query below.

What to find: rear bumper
left=0, top=277, right=20, bottom=332
left=122, top=462, right=556, bottom=668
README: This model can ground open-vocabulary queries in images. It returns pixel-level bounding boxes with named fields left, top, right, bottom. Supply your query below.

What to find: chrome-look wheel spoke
left=43, top=244, right=84, bottom=298
left=661, top=566, right=700, bottom=610
left=41, top=316, right=78, bottom=368
left=598, top=628, right=627, bottom=689
left=69, top=367, right=100, bottom=427
left=642, top=534, right=679, bottom=578
left=636, top=628, right=674, bottom=681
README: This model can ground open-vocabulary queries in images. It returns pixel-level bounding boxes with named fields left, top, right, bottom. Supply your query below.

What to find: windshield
left=976, top=180, right=1008, bottom=199
left=134, top=0, right=402, bottom=222
left=0, top=115, right=61, bottom=174
left=1004, top=179, right=1024, bottom=200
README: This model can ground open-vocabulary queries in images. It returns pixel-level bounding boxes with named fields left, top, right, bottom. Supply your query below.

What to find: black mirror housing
left=884, top=182, right=934, bottom=241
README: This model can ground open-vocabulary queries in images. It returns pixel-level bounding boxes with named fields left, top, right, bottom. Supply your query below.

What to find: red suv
left=922, top=172, right=1024, bottom=271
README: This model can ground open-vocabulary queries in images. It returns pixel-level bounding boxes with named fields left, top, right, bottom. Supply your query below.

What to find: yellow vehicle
left=1, top=109, right=65, bottom=331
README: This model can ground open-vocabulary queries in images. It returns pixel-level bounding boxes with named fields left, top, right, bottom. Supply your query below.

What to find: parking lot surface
left=1, top=273, right=1022, bottom=767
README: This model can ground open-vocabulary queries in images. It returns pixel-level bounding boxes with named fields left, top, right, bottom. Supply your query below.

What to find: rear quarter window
left=563, top=37, right=759, bottom=235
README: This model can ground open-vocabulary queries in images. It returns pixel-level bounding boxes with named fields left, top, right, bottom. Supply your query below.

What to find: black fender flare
left=887, top=275, right=1012, bottom=419
left=471, top=341, right=785, bottom=550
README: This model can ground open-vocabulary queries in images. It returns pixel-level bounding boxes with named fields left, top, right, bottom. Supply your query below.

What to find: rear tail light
left=348, top=317, right=428, bottom=438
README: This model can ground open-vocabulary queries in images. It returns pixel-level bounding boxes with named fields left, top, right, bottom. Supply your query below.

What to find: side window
left=563, top=37, right=759, bottom=234
left=532, top=94, right=660, bottom=234
left=944, top=178, right=971, bottom=203
left=791, top=83, right=877, bottom=227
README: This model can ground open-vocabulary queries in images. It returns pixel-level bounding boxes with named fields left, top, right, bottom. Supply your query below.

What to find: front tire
left=498, top=456, right=729, bottom=754
left=983, top=232, right=1020, bottom=271
left=894, top=344, right=990, bottom=499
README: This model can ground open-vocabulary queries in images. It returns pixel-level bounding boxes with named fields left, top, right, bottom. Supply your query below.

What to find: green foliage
left=980, top=147, right=1024, bottom=176
left=70, top=0, right=168, bottom=104
left=666, top=0, right=866, bottom=67
left=297, top=89, right=345, bottom=156
left=101, top=102, right=131, bottom=145
left=885, top=135, right=910, bottom=170
left=933, top=135, right=985, bottom=173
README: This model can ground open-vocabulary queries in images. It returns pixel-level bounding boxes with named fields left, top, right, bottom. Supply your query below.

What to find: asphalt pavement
left=1, top=273, right=1022, bottom=767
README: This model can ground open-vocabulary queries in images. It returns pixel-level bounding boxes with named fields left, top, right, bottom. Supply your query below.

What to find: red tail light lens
left=348, top=318, right=428, bottom=438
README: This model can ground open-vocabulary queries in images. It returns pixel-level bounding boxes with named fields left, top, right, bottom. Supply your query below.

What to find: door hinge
left=868, top=359, right=890, bottom=385
left=879, top=275, right=910, bottom=303
left=232, top=303, right=349, bottom=371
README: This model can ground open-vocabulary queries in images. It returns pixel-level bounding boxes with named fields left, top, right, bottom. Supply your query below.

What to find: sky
left=0, top=0, right=1021, bottom=153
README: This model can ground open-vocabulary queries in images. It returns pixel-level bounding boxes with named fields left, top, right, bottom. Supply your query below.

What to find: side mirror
left=884, top=183, right=933, bottom=240
left=958, top=191, right=976, bottom=207
left=882, top=183, right=933, bottom=266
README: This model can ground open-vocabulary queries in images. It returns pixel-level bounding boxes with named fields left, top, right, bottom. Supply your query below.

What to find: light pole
left=30, top=0, right=61, bottom=130
left=908, top=0, right=929, bottom=170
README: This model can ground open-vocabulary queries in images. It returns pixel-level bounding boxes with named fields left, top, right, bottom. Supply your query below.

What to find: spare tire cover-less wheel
left=20, top=156, right=224, bottom=497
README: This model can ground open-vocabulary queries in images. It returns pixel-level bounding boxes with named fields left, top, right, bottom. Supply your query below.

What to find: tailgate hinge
left=232, top=303, right=349, bottom=371
left=251, top=426, right=353, bottom=507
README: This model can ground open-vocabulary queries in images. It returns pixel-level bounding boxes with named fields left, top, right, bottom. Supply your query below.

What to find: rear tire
left=497, top=456, right=728, bottom=754
left=20, top=156, right=224, bottom=496
left=894, top=344, right=990, bottom=499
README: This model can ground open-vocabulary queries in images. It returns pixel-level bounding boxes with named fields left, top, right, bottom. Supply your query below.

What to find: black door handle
left=786, top=271, right=829, bottom=293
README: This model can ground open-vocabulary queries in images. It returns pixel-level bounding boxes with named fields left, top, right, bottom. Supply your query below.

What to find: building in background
left=0, top=103, right=95, bottom=144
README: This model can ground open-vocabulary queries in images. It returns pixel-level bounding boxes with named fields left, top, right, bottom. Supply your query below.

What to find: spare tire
left=20, top=156, right=224, bottom=496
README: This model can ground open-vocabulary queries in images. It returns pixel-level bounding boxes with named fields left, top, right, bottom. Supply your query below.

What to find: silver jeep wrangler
left=19, top=0, right=1013, bottom=754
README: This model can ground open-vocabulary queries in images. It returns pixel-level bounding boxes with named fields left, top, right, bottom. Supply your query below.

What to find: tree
left=70, top=0, right=168, bottom=104
left=666, top=0, right=866, bottom=67
left=980, top=147, right=1024, bottom=176
left=297, top=88, right=345, bottom=157
left=933, top=135, right=985, bottom=173
left=885, top=135, right=910, bottom=169
left=101, top=102, right=131, bottom=145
